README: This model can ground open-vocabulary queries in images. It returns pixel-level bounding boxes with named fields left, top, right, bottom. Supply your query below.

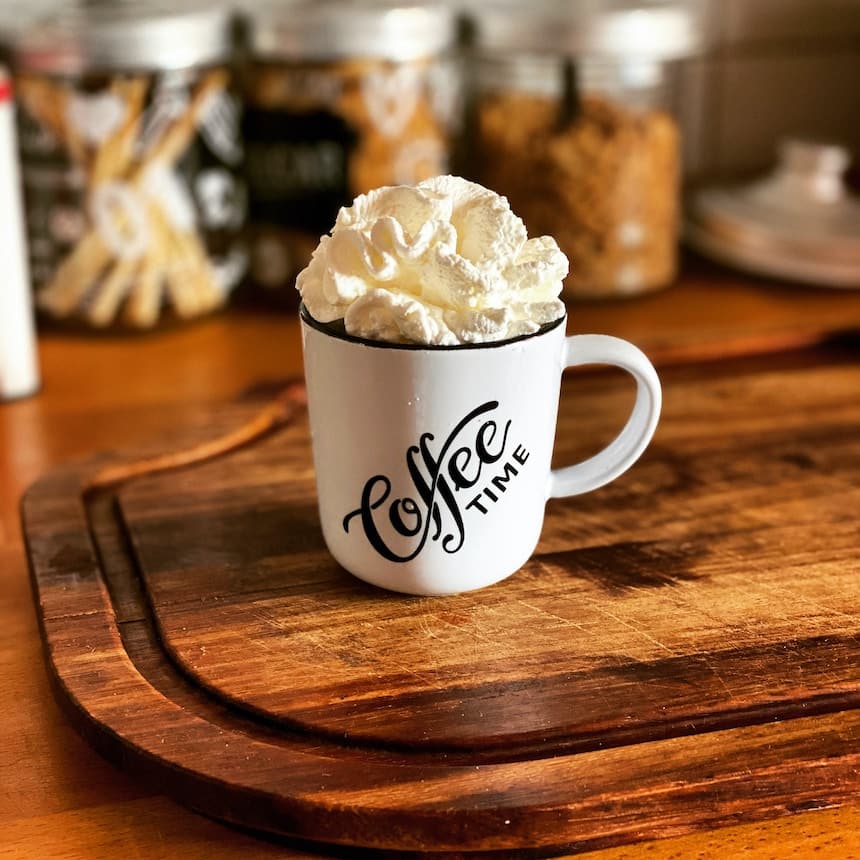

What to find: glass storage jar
left=11, top=0, right=247, bottom=330
left=239, top=0, right=461, bottom=308
left=468, top=0, right=708, bottom=299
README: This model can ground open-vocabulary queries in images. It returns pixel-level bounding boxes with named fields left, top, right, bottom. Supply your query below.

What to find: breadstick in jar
left=145, top=69, right=228, bottom=169
left=36, top=232, right=111, bottom=316
left=175, top=228, right=222, bottom=309
left=124, top=256, right=164, bottom=328
left=90, top=77, right=149, bottom=185
left=124, top=196, right=170, bottom=328
left=86, top=257, right=141, bottom=327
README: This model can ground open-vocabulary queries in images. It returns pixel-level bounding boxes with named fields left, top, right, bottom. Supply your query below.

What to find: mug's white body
left=302, top=307, right=661, bottom=596
left=302, top=316, right=567, bottom=595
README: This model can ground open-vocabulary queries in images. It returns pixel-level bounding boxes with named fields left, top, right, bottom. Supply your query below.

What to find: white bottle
left=0, top=67, right=39, bottom=401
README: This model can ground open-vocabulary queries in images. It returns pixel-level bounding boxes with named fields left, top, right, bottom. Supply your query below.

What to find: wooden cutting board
left=22, top=349, right=860, bottom=857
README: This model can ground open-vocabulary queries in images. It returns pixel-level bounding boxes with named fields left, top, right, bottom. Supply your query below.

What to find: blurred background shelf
left=570, top=254, right=860, bottom=364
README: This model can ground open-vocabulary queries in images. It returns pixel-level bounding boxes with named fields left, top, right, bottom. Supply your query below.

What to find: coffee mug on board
left=300, top=306, right=661, bottom=596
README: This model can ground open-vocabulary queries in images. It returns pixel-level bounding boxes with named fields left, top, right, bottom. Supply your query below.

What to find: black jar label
left=240, top=59, right=458, bottom=302
left=243, top=107, right=357, bottom=234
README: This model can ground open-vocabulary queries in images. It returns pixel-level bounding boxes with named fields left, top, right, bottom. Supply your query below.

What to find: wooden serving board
left=22, top=350, right=860, bottom=857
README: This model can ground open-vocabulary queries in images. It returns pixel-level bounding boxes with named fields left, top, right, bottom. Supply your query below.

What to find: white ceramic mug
left=301, top=307, right=661, bottom=596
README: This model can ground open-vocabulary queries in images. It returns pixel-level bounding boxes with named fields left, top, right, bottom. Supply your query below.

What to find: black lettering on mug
left=343, top=401, right=530, bottom=562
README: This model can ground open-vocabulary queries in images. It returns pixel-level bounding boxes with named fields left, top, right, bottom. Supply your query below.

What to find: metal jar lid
left=0, top=1, right=55, bottom=58
left=470, top=0, right=709, bottom=60
left=685, top=140, right=860, bottom=289
left=244, top=0, right=457, bottom=62
left=12, top=0, right=235, bottom=75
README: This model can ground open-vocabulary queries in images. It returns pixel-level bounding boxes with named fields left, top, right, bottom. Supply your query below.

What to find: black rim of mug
left=299, top=304, right=566, bottom=352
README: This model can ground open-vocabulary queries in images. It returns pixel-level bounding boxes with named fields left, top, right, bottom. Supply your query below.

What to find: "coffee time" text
left=343, top=401, right=529, bottom=563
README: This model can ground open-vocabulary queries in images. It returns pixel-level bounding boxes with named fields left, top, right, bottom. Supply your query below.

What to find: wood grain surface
left=4, top=267, right=860, bottom=858
left=20, top=336, right=860, bottom=855
left=119, top=358, right=860, bottom=755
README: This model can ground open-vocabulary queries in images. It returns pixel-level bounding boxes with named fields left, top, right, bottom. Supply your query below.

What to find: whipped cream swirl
left=296, top=175, right=568, bottom=345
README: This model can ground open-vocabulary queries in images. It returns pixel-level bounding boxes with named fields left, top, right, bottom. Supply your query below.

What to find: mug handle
left=547, top=334, right=662, bottom=499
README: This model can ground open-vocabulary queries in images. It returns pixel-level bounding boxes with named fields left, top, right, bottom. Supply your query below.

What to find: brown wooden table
left=2, top=260, right=859, bottom=858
